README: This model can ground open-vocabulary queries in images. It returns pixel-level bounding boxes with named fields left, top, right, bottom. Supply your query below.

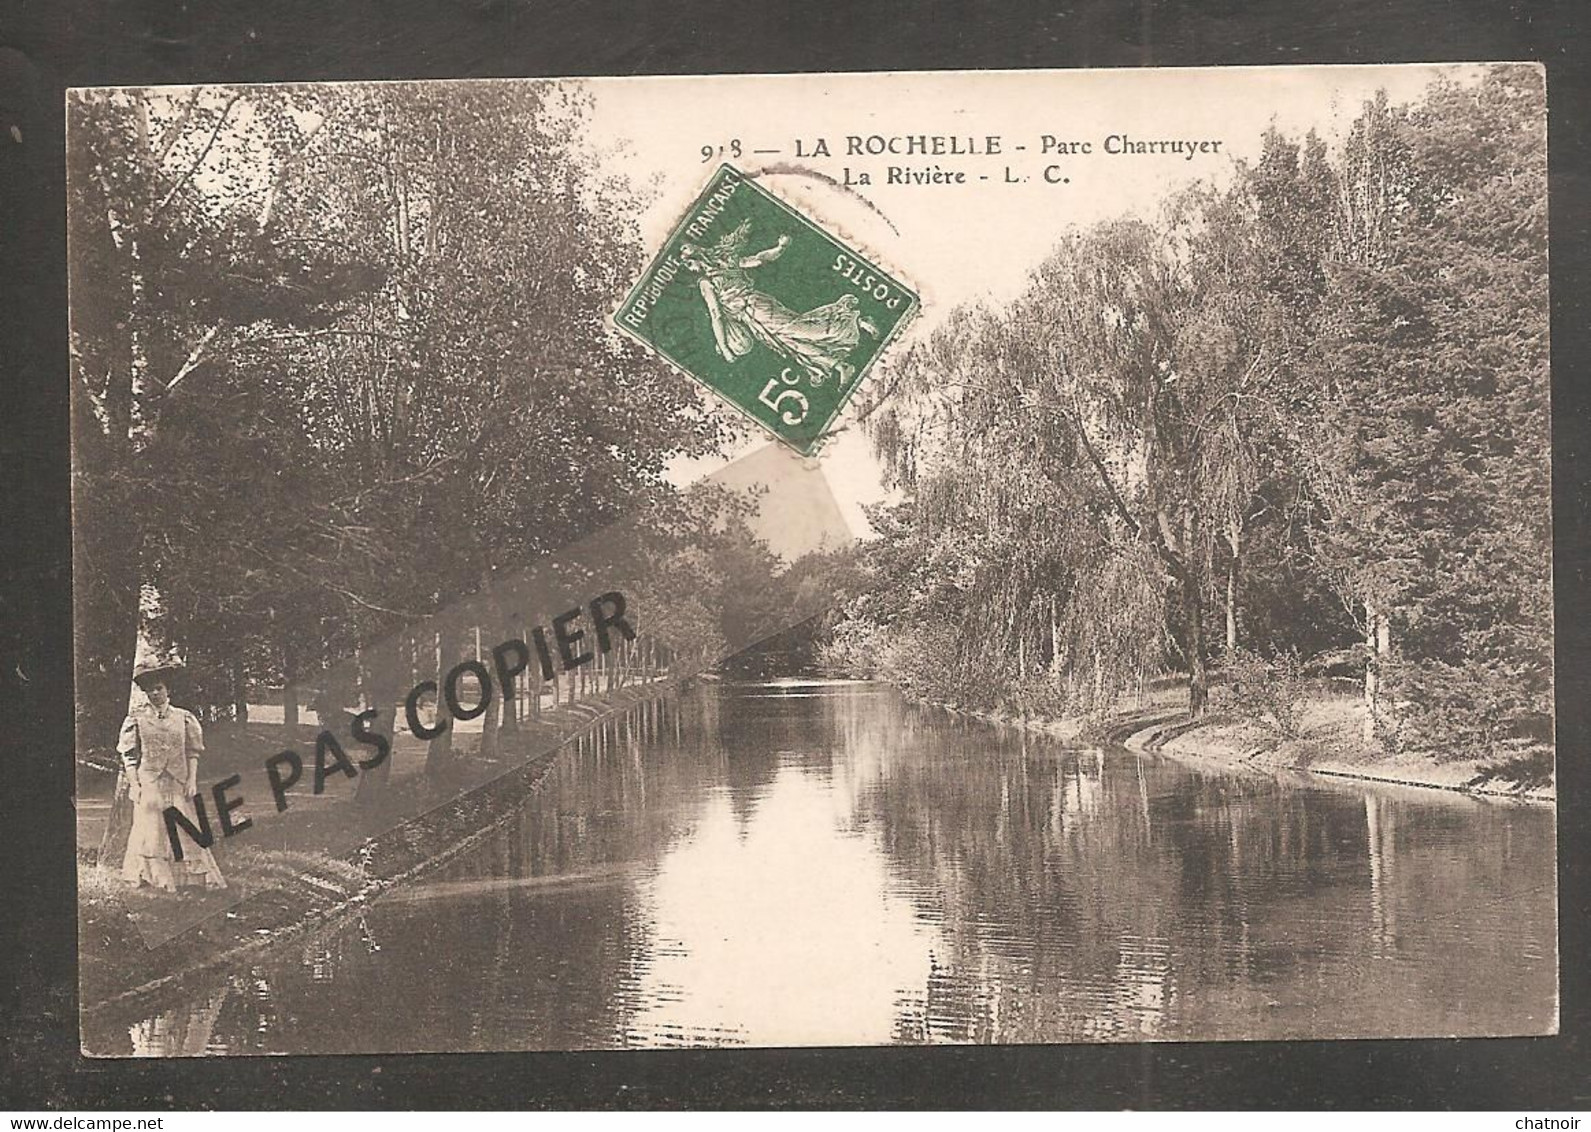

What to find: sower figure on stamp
left=681, top=219, right=879, bottom=387
left=117, top=658, right=226, bottom=892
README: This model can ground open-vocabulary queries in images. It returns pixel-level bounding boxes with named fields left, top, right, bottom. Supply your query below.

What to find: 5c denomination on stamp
left=615, top=164, right=919, bottom=455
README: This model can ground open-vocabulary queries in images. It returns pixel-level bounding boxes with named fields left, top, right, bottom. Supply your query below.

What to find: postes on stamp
left=615, top=164, right=919, bottom=455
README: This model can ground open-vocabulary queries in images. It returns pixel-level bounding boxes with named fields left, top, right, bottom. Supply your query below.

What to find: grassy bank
left=1124, top=696, right=1554, bottom=802
left=918, top=681, right=1554, bottom=804
left=78, top=682, right=676, bottom=1017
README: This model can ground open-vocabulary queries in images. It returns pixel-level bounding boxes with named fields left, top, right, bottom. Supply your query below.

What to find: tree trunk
left=1363, top=600, right=1380, bottom=743
left=356, top=637, right=403, bottom=805
left=72, top=432, right=141, bottom=761
left=529, top=613, right=544, bottom=717
left=500, top=614, right=521, bottom=734
left=425, top=624, right=456, bottom=775
left=75, top=104, right=154, bottom=762
left=1186, top=578, right=1208, bottom=718
left=1225, top=519, right=1242, bottom=655
left=473, top=616, right=502, bottom=760
left=1181, top=510, right=1209, bottom=719
left=282, top=648, right=299, bottom=733
left=479, top=680, right=501, bottom=759
left=231, top=658, right=248, bottom=724
left=1225, top=559, right=1238, bottom=655
left=548, top=626, right=559, bottom=707
left=1049, top=597, right=1059, bottom=676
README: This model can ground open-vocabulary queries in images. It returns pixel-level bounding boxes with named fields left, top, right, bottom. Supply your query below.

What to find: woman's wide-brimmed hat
left=131, top=655, right=185, bottom=690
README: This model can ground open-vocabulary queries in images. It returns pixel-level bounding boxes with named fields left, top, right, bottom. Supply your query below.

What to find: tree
left=69, top=85, right=368, bottom=746
left=70, top=81, right=731, bottom=769
left=1308, top=69, right=1551, bottom=755
left=834, top=68, right=1549, bottom=757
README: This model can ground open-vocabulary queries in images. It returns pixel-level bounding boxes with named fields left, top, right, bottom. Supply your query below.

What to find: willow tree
left=1162, top=141, right=1335, bottom=664
left=998, top=220, right=1242, bottom=717
left=861, top=298, right=1170, bottom=716
left=865, top=206, right=1309, bottom=719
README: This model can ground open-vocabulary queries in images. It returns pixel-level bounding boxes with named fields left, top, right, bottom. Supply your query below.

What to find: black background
left=2, top=0, right=1588, bottom=1110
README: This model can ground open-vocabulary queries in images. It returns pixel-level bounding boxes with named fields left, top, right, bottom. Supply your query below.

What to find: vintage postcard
left=70, top=65, right=1554, bottom=1055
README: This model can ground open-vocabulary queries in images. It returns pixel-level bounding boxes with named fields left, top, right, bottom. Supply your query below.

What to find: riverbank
left=81, top=678, right=1559, bottom=1054
left=922, top=686, right=1554, bottom=804
left=78, top=682, right=679, bottom=1017
left=1125, top=697, right=1554, bottom=802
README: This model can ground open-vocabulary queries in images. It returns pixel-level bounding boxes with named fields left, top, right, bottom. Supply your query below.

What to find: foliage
left=68, top=71, right=1553, bottom=772
left=828, top=67, right=1551, bottom=765
left=1305, top=68, right=1551, bottom=759
left=69, top=82, right=730, bottom=747
left=1217, top=647, right=1307, bottom=739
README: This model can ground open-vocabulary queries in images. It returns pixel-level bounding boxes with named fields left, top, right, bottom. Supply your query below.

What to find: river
left=82, top=680, right=1557, bottom=1054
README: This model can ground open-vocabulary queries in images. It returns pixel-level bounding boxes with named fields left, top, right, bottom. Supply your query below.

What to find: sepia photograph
left=67, top=64, right=1554, bottom=1057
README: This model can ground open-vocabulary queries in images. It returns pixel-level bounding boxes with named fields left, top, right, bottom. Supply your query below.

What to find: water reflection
left=84, top=683, right=1556, bottom=1055
left=627, top=767, right=938, bottom=1047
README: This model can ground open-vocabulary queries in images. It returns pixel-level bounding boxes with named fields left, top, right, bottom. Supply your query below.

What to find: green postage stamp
left=615, top=165, right=919, bottom=455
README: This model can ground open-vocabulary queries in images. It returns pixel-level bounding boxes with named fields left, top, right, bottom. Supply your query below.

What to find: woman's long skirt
left=122, top=773, right=226, bottom=891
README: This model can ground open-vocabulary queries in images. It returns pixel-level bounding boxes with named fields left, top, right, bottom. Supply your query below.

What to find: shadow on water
left=83, top=682, right=1556, bottom=1055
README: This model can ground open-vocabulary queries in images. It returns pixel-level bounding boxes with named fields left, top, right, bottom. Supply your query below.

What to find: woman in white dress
left=118, top=660, right=226, bottom=892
